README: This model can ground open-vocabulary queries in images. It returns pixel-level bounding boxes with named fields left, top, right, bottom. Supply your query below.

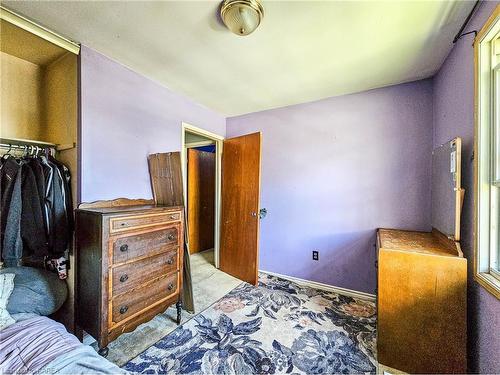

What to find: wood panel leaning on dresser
left=75, top=199, right=184, bottom=357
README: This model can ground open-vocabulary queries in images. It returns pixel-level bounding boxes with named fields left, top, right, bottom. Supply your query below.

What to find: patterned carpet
left=123, top=273, right=377, bottom=374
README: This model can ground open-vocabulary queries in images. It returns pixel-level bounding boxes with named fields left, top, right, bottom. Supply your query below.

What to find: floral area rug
left=123, top=273, right=377, bottom=374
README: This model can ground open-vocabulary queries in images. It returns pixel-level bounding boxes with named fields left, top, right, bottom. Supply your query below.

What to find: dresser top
left=378, top=228, right=462, bottom=258
left=77, top=204, right=183, bottom=215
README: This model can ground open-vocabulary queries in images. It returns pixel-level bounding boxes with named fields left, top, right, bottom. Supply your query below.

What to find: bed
left=0, top=267, right=127, bottom=374
left=0, top=315, right=127, bottom=374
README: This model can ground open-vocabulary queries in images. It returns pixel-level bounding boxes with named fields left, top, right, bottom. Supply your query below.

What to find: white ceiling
left=4, top=1, right=474, bottom=117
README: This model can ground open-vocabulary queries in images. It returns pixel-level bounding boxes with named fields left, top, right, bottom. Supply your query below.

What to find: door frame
left=181, top=122, right=224, bottom=268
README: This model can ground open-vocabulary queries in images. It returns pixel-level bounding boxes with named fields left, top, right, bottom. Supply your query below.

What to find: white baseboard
left=259, top=270, right=376, bottom=302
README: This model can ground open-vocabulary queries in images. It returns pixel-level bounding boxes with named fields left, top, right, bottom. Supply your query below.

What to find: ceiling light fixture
left=220, top=0, right=264, bottom=36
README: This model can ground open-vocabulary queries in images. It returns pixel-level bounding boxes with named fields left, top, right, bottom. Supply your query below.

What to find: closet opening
left=181, top=123, right=223, bottom=271
left=0, top=11, right=79, bottom=333
left=187, top=144, right=215, bottom=260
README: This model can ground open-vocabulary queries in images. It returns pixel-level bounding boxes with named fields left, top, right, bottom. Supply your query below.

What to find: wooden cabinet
left=75, top=203, right=184, bottom=356
left=377, top=228, right=467, bottom=374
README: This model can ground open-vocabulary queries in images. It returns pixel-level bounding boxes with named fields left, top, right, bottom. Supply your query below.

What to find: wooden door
left=187, top=148, right=215, bottom=254
left=220, top=132, right=262, bottom=285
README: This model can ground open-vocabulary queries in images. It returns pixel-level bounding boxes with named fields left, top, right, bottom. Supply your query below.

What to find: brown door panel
left=220, top=132, right=262, bottom=285
left=187, top=148, right=215, bottom=253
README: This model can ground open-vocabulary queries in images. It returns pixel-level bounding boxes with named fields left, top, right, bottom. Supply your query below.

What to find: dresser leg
left=98, top=346, right=109, bottom=357
left=176, top=300, right=182, bottom=325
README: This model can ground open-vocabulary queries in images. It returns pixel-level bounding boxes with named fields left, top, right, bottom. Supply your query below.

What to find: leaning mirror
left=431, top=137, right=464, bottom=241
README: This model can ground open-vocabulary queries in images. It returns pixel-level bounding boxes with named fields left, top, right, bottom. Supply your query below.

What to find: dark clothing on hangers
left=50, top=164, right=68, bottom=255
left=0, top=153, right=73, bottom=267
left=49, top=156, right=74, bottom=233
left=26, top=159, right=48, bottom=235
left=0, top=157, right=20, bottom=241
left=40, top=156, right=55, bottom=250
left=21, top=163, right=49, bottom=257
left=1, top=158, right=23, bottom=267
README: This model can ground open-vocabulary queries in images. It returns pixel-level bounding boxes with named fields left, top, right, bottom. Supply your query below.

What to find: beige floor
left=89, top=249, right=242, bottom=366
left=378, top=363, right=407, bottom=374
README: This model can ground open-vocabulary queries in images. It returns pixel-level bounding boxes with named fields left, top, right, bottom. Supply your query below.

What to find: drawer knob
left=167, top=283, right=175, bottom=291
left=166, top=258, right=174, bottom=265
left=120, top=244, right=129, bottom=252
left=170, top=215, right=177, bottom=219
left=167, top=234, right=175, bottom=241
left=119, top=306, right=128, bottom=314
left=120, top=274, right=129, bottom=282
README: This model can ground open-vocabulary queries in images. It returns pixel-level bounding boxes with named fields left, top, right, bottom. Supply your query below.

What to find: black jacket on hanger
left=49, top=162, right=69, bottom=255
left=0, top=157, right=23, bottom=267
left=27, top=158, right=48, bottom=235
left=0, top=158, right=19, bottom=237
left=40, top=156, right=55, bottom=251
left=49, top=155, right=74, bottom=232
left=21, top=162, right=49, bottom=257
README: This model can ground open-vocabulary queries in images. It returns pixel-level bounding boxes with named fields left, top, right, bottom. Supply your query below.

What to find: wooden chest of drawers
left=377, top=228, right=466, bottom=374
left=75, top=203, right=184, bottom=356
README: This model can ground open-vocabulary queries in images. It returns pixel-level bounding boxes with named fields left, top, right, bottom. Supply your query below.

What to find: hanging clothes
left=0, top=158, right=23, bottom=267
left=26, top=159, right=48, bottom=235
left=0, top=151, right=73, bottom=278
left=20, top=162, right=48, bottom=257
left=39, top=155, right=55, bottom=246
left=48, top=155, right=73, bottom=254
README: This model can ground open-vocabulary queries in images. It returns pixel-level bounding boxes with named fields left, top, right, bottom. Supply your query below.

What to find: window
left=475, top=6, right=500, bottom=299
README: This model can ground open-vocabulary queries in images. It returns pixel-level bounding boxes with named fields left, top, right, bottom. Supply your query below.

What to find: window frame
left=474, top=4, right=500, bottom=299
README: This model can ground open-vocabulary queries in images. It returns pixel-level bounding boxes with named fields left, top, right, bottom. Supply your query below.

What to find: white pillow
left=0, top=273, right=16, bottom=330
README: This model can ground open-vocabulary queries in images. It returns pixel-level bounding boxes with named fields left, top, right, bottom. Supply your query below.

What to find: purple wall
left=227, top=80, right=434, bottom=294
left=79, top=46, right=225, bottom=202
left=433, top=2, right=499, bottom=373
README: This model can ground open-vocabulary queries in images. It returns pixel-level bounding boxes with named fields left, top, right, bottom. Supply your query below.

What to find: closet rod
left=0, top=137, right=56, bottom=148
left=0, top=143, right=52, bottom=155
left=0, top=137, right=75, bottom=152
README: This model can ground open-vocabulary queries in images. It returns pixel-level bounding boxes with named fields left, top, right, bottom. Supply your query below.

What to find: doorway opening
left=182, top=123, right=262, bottom=287
left=181, top=123, right=223, bottom=269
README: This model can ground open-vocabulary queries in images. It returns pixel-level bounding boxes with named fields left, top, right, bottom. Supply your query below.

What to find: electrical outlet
left=312, top=250, right=319, bottom=261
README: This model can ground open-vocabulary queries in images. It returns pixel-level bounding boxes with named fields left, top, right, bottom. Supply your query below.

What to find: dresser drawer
left=112, top=250, right=178, bottom=296
left=110, top=211, right=181, bottom=233
left=112, top=273, right=178, bottom=324
left=112, top=226, right=179, bottom=264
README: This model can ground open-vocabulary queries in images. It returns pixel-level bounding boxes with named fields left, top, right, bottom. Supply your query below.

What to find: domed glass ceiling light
left=220, top=0, right=264, bottom=36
